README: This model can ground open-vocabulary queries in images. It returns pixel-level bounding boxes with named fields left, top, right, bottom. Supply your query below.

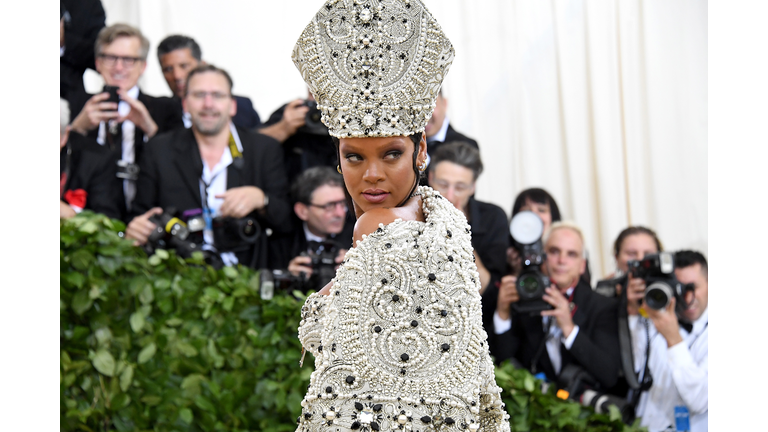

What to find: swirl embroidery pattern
left=297, top=187, right=511, bottom=431
left=292, top=0, right=455, bottom=138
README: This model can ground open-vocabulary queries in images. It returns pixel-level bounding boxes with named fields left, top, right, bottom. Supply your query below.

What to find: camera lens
left=242, top=220, right=256, bottom=236
left=645, top=282, right=672, bottom=310
left=518, top=274, right=540, bottom=296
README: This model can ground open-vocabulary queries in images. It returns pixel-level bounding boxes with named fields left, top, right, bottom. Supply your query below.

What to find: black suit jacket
left=427, top=124, right=479, bottom=157
left=132, top=126, right=293, bottom=268
left=60, top=0, right=105, bottom=101
left=60, top=132, right=122, bottom=220
left=490, top=280, right=621, bottom=389
left=468, top=198, right=509, bottom=285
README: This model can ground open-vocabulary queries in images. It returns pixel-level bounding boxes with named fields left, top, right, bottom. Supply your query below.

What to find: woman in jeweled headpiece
left=292, top=1, right=511, bottom=430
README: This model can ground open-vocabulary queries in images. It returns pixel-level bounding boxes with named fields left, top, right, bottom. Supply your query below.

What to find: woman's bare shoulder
left=353, top=208, right=402, bottom=245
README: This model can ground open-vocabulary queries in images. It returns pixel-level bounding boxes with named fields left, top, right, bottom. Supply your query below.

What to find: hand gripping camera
left=509, top=211, right=553, bottom=315
left=627, top=252, right=695, bottom=312
left=211, top=216, right=261, bottom=253
left=146, top=209, right=207, bottom=260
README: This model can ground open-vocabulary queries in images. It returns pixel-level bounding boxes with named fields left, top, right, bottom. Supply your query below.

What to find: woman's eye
left=385, top=151, right=403, bottom=159
left=345, top=154, right=362, bottom=162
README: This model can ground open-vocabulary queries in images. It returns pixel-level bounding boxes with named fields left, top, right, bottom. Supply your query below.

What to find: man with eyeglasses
left=268, top=166, right=353, bottom=282
left=427, top=142, right=508, bottom=295
left=126, top=64, right=292, bottom=269
left=68, top=23, right=183, bottom=220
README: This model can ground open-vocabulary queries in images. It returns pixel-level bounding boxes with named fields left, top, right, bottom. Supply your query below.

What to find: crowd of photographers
left=60, top=7, right=707, bottom=431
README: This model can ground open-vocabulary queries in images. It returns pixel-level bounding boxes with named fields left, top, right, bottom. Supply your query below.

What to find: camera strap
left=60, top=144, right=72, bottom=199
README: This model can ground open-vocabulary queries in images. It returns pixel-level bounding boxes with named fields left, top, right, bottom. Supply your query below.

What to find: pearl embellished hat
left=292, top=0, right=455, bottom=138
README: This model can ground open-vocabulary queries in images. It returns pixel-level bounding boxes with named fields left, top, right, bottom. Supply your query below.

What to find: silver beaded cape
left=297, top=186, right=511, bottom=431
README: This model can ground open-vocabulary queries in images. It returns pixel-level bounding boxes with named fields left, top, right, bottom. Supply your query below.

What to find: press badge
left=674, top=406, right=690, bottom=432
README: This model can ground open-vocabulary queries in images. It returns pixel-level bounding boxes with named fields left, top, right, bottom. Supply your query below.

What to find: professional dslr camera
left=211, top=216, right=261, bottom=252
left=298, top=100, right=329, bottom=136
left=509, top=211, right=553, bottom=315
left=260, top=240, right=340, bottom=295
left=627, top=252, right=695, bottom=312
left=557, top=365, right=635, bottom=424
left=145, top=208, right=220, bottom=267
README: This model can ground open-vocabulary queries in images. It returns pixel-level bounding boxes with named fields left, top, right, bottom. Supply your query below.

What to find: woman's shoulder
left=353, top=207, right=409, bottom=245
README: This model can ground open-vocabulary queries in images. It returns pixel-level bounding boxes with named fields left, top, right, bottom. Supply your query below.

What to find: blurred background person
left=156, top=34, right=262, bottom=130
left=428, top=141, right=508, bottom=294
left=423, top=91, right=478, bottom=162
left=60, top=0, right=106, bottom=103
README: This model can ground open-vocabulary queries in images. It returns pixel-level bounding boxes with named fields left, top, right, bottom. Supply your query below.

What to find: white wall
left=87, top=0, right=707, bottom=280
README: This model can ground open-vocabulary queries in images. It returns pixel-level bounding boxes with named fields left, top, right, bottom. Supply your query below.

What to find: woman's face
left=616, top=233, right=659, bottom=273
left=520, top=198, right=553, bottom=233
left=339, top=135, right=427, bottom=218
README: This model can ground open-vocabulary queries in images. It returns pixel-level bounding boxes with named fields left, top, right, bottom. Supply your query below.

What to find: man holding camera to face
left=630, top=250, right=708, bottom=432
left=125, top=64, right=292, bottom=269
left=490, top=222, right=621, bottom=392
left=68, top=24, right=183, bottom=219
left=267, top=167, right=353, bottom=291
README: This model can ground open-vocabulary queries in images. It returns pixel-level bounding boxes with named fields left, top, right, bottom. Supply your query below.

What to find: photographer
left=490, top=222, right=621, bottom=391
left=68, top=24, right=183, bottom=219
left=258, top=93, right=337, bottom=185
left=427, top=142, right=508, bottom=294
left=267, top=167, right=353, bottom=291
left=632, top=250, right=708, bottom=432
left=605, top=226, right=664, bottom=315
left=126, top=64, right=292, bottom=269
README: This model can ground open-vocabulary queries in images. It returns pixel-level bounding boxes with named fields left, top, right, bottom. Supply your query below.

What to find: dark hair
left=291, top=166, right=344, bottom=204
left=511, top=188, right=562, bottom=222
left=184, top=64, right=233, bottom=97
left=674, top=250, right=708, bottom=279
left=157, top=35, right=202, bottom=62
left=612, top=226, right=663, bottom=258
left=428, top=141, right=483, bottom=180
left=331, top=133, right=423, bottom=216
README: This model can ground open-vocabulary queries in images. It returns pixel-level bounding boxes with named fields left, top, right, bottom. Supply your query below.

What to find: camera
left=627, top=252, right=695, bottom=312
left=212, top=216, right=261, bottom=253
left=116, top=160, right=140, bottom=180
left=298, top=100, right=329, bottom=136
left=145, top=208, right=219, bottom=266
left=260, top=240, right=340, bottom=294
left=509, top=211, right=552, bottom=315
left=558, top=365, right=635, bottom=424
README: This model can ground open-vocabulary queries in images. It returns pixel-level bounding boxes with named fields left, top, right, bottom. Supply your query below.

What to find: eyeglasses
left=98, top=54, right=143, bottom=67
left=431, top=179, right=473, bottom=195
left=308, top=199, right=348, bottom=212
left=188, top=91, right=231, bottom=101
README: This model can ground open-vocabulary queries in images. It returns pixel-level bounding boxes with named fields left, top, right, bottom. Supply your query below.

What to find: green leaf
left=71, top=289, right=93, bottom=315
left=119, top=364, right=134, bottom=391
left=165, top=317, right=183, bottom=327
left=524, top=374, right=535, bottom=392
left=139, top=284, right=154, bottom=305
left=177, top=341, right=199, bottom=357
left=62, top=272, right=86, bottom=288
left=179, top=408, right=193, bottom=424
left=94, top=327, right=112, bottom=346
left=129, top=311, right=145, bottom=333
left=223, top=266, right=238, bottom=279
left=608, top=404, right=622, bottom=422
left=194, top=395, right=216, bottom=412
left=111, top=392, right=131, bottom=410
left=140, top=395, right=162, bottom=406
left=79, top=220, right=99, bottom=234
left=92, top=349, right=116, bottom=376
left=155, top=249, right=169, bottom=260
left=70, top=249, right=95, bottom=270
left=148, top=255, right=162, bottom=266
left=137, top=342, right=156, bottom=364
left=222, top=296, right=235, bottom=312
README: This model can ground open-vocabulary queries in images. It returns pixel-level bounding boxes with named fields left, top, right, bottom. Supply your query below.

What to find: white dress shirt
left=96, top=85, right=142, bottom=210
left=198, top=122, right=244, bottom=267
left=631, top=309, right=708, bottom=432
left=493, top=286, right=580, bottom=374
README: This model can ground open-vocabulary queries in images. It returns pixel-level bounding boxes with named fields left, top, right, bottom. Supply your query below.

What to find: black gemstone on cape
left=355, top=402, right=364, bottom=411
left=374, top=326, right=382, bottom=333
left=428, top=273, right=436, bottom=281
left=411, top=320, right=418, bottom=327
left=448, top=255, right=453, bottom=262
left=445, top=417, right=455, bottom=425
left=371, top=422, right=380, bottom=431
left=441, top=310, right=448, bottom=317
left=446, top=230, right=452, bottom=238
left=305, top=413, right=312, bottom=419
left=326, top=386, right=333, bottom=393
left=351, top=421, right=361, bottom=429
left=421, top=416, right=432, bottom=423
left=373, top=404, right=383, bottom=412
left=386, top=243, right=391, bottom=248
left=392, top=295, right=400, bottom=302
left=416, top=307, right=422, bottom=314
left=381, top=279, right=388, bottom=285
left=441, top=343, right=450, bottom=352
left=401, top=353, right=409, bottom=361
left=346, top=375, right=355, bottom=384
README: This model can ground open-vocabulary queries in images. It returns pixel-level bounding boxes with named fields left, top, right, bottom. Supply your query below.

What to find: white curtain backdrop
left=86, top=0, right=707, bottom=281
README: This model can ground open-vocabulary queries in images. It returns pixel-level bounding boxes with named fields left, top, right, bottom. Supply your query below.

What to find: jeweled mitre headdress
left=292, top=0, right=454, bottom=138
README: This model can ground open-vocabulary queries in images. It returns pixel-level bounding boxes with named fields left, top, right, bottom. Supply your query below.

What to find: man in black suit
left=424, top=91, right=479, bottom=163
left=60, top=0, right=105, bottom=103
left=156, top=35, right=262, bottom=130
left=427, top=142, right=508, bottom=294
left=126, top=65, right=292, bottom=269
left=60, top=98, right=121, bottom=220
left=268, top=166, right=353, bottom=290
left=491, top=222, right=621, bottom=390
left=69, top=24, right=183, bottom=219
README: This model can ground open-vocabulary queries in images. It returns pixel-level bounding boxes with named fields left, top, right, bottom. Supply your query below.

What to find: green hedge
left=61, top=212, right=645, bottom=432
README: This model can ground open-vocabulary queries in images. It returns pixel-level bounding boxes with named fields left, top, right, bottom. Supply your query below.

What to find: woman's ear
left=419, top=134, right=428, bottom=164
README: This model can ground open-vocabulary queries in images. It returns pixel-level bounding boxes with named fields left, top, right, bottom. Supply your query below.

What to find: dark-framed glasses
left=308, top=199, right=348, bottom=212
left=98, top=54, right=143, bottom=67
